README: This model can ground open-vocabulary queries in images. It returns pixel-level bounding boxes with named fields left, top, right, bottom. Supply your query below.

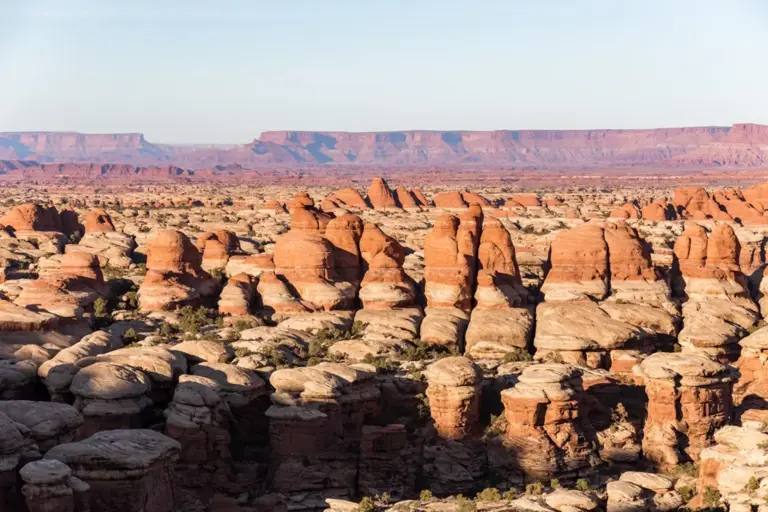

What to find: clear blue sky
left=1, top=0, right=767, bottom=144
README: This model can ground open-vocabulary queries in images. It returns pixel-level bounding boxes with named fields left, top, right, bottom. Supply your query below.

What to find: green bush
left=745, top=476, right=760, bottom=493
left=525, top=482, right=544, bottom=495
left=483, top=414, right=507, bottom=439
left=475, top=488, right=501, bottom=501
left=419, top=489, right=433, bottom=502
left=575, top=479, right=591, bottom=492
left=666, top=462, right=698, bottom=479
left=122, top=328, right=138, bottom=344
left=455, top=495, right=476, bottom=512
left=94, top=297, right=109, bottom=320
left=178, top=306, right=219, bottom=334
left=550, top=478, right=561, bottom=489
left=358, top=497, right=375, bottom=512
left=677, top=485, right=696, bottom=503
left=502, top=348, right=533, bottom=363
left=124, top=290, right=139, bottom=310
left=362, top=354, right=399, bottom=373
left=702, top=486, right=721, bottom=508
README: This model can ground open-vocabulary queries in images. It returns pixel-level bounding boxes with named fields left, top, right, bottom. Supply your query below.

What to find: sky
left=1, top=0, right=767, bottom=144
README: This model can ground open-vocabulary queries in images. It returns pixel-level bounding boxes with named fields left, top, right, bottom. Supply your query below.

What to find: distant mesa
left=1, top=123, right=768, bottom=171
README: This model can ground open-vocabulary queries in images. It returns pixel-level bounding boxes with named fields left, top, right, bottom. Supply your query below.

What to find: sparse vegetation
left=575, top=479, right=591, bottom=492
left=525, top=482, right=544, bottom=495
left=702, top=486, right=721, bottom=508
left=122, top=328, right=138, bottom=344
left=455, top=495, right=476, bottom=512
left=666, top=462, right=698, bottom=479
left=178, top=306, right=221, bottom=334
left=758, top=439, right=768, bottom=449
left=549, top=478, right=560, bottom=489
left=358, top=496, right=375, bottom=512
left=502, top=348, right=533, bottom=363
left=483, top=414, right=507, bottom=439
left=419, top=489, right=433, bottom=502
left=475, top=488, right=501, bottom=502
left=94, top=297, right=109, bottom=321
left=677, top=484, right=696, bottom=503
left=362, top=354, right=400, bottom=373
left=745, top=476, right=760, bottom=493
left=101, top=263, right=124, bottom=280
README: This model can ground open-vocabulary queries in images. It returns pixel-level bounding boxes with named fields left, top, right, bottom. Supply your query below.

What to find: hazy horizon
left=2, top=0, right=767, bottom=144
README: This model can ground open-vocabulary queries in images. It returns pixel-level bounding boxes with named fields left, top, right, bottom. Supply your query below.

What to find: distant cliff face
left=1, top=124, right=767, bottom=169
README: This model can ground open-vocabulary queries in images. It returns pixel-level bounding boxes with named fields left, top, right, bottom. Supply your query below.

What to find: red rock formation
left=196, top=230, right=241, bottom=271
left=713, top=188, right=768, bottom=224
left=366, top=177, right=398, bottom=209
left=218, top=274, right=256, bottom=316
left=393, top=186, right=419, bottom=209
left=82, top=209, right=115, bottom=233
left=508, top=194, right=541, bottom=207
left=138, top=230, right=218, bottom=311
left=674, top=187, right=732, bottom=220
left=411, top=188, right=430, bottom=207
left=273, top=212, right=348, bottom=311
left=424, top=357, right=481, bottom=440
left=641, top=202, right=674, bottom=221
left=496, top=364, right=600, bottom=481
left=541, top=223, right=609, bottom=301
left=288, top=192, right=314, bottom=210
left=609, top=203, right=641, bottom=219
left=289, top=206, right=333, bottom=233
left=326, top=188, right=369, bottom=209
left=358, top=224, right=415, bottom=309
left=637, top=353, right=733, bottom=468
left=259, top=199, right=287, bottom=214
left=0, top=204, right=63, bottom=232
left=432, top=191, right=467, bottom=209
left=324, top=214, right=364, bottom=287
left=423, top=214, right=472, bottom=311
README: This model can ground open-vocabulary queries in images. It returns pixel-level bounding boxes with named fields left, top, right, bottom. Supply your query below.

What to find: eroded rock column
left=422, top=356, right=486, bottom=494
left=636, top=352, right=733, bottom=468
left=494, top=364, right=600, bottom=483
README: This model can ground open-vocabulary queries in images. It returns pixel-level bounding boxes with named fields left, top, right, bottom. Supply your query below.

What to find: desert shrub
left=525, top=482, right=544, bottom=495
left=677, top=485, right=696, bottom=503
left=502, top=348, right=533, bottom=363
left=124, top=290, right=139, bottom=310
left=101, top=263, right=124, bottom=280
left=455, top=495, right=476, bottom=512
left=550, top=478, right=561, bottom=489
left=745, top=476, right=760, bottom=493
left=122, top=328, right=138, bottom=344
left=358, top=497, right=375, bottom=512
left=575, top=479, right=591, bottom=492
left=362, top=354, right=399, bottom=373
left=702, top=486, right=721, bottom=508
left=502, top=490, right=518, bottom=500
left=178, top=306, right=219, bottom=334
left=483, top=414, right=507, bottom=439
left=234, top=319, right=254, bottom=331
left=94, top=297, right=109, bottom=320
left=666, top=462, right=698, bottom=479
left=476, top=488, right=501, bottom=501
left=265, top=348, right=288, bottom=368
left=224, top=330, right=241, bottom=342
left=419, top=489, right=433, bottom=502
left=208, top=267, right=226, bottom=281
left=758, top=439, right=768, bottom=449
